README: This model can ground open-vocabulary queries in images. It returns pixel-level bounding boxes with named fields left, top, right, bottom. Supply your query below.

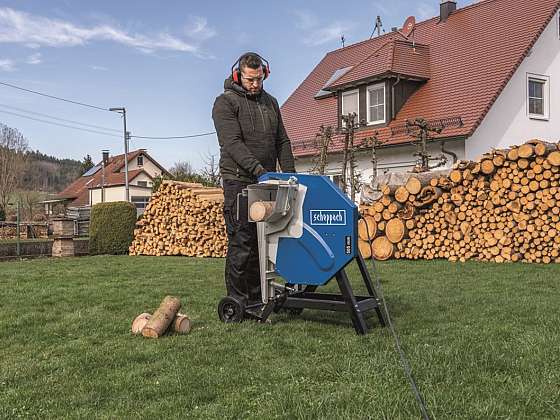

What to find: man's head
left=236, top=53, right=268, bottom=95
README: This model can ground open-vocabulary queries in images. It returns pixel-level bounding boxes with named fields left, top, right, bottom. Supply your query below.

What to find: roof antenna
left=370, top=15, right=383, bottom=39
left=341, top=34, right=345, bottom=48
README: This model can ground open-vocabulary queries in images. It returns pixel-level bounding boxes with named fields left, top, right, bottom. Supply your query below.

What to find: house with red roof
left=50, top=149, right=169, bottom=215
left=282, top=0, right=560, bottom=186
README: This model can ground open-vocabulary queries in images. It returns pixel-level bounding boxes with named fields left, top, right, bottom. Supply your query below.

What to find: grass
left=0, top=256, right=559, bottom=419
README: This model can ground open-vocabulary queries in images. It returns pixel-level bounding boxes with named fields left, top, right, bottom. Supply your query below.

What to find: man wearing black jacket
left=212, top=52, right=295, bottom=310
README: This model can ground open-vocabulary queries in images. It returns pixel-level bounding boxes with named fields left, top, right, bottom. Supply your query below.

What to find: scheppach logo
left=310, top=209, right=346, bottom=225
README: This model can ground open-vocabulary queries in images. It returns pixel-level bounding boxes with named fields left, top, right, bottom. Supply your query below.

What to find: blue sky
left=0, top=0, right=475, bottom=170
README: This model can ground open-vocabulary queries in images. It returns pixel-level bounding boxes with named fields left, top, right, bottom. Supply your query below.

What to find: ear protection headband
left=231, top=52, right=270, bottom=84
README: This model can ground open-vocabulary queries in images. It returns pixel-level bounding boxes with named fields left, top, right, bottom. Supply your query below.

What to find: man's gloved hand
left=254, top=165, right=267, bottom=178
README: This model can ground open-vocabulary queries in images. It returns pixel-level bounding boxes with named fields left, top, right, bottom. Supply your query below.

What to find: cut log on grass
left=142, top=296, right=182, bottom=338
left=133, top=312, right=192, bottom=335
left=173, top=313, right=192, bottom=335
left=132, top=312, right=151, bottom=334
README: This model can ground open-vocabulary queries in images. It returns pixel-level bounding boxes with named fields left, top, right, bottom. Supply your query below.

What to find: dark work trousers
left=223, top=179, right=261, bottom=303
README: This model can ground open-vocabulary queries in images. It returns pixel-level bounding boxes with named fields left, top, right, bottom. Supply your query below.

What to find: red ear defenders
left=231, top=52, right=270, bottom=84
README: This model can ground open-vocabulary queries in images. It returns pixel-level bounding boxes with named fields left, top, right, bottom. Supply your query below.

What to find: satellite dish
left=401, top=16, right=416, bottom=38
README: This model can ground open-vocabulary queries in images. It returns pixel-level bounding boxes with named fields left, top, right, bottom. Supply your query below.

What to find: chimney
left=102, top=150, right=110, bottom=166
left=440, top=0, right=456, bottom=22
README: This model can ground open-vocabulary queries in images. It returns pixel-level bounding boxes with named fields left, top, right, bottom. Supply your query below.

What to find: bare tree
left=200, top=151, right=222, bottom=187
left=15, top=190, right=43, bottom=221
left=0, top=123, right=28, bottom=212
left=311, top=125, right=333, bottom=175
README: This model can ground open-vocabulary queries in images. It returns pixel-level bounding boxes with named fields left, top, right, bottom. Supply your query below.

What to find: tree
left=15, top=190, right=43, bottom=221
left=81, top=154, right=94, bottom=175
left=0, top=123, right=28, bottom=214
left=200, top=151, right=222, bottom=187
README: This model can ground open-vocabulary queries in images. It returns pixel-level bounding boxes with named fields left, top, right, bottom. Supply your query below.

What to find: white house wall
left=126, top=155, right=163, bottom=178
left=468, top=12, right=560, bottom=159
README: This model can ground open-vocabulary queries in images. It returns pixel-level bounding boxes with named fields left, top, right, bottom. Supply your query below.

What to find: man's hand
left=254, top=165, right=267, bottom=177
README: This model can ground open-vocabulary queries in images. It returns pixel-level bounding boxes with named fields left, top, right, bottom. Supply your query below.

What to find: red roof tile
left=282, top=0, right=560, bottom=157
left=328, top=40, right=430, bottom=90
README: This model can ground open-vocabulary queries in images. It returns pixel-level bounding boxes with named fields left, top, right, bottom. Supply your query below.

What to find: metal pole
left=123, top=110, right=129, bottom=202
left=16, top=200, right=20, bottom=257
left=109, top=107, right=129, bottom=202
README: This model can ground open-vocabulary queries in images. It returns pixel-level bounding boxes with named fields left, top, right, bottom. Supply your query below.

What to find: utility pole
left=109, top=107, right=130, bottom=202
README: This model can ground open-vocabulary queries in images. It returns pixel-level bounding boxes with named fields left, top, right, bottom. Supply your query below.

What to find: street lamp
left=109, top=107, right=130, bottom=202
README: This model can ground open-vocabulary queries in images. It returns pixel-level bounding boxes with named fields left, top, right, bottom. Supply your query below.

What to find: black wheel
left=218, top=296, right=245, bottom=323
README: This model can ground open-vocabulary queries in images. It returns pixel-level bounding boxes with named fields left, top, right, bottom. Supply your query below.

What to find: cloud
left=26, top=52, right=42, bottom=64
left=416, top=2, right=438, bottom=21
left=293, top=11, right=348, bottom=47
left=90, top=65, right=108, bottom=71
left=185, top=16, right=216, bottom=41
left=0, top=58, right=15, bottom=71
left=0, top=7, right=207, bottom=55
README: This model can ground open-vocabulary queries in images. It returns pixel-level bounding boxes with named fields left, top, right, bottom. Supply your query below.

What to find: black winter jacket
left=212, top=77, right=296, bottom=183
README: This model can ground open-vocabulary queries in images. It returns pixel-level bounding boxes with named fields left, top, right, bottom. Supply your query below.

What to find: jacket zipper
left=256, top=98, right=266, bottom=131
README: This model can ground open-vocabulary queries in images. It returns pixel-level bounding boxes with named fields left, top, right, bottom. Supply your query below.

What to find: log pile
left=129, top=180, right=227, bottom=257
left=360, top=140, right=560, bottom=264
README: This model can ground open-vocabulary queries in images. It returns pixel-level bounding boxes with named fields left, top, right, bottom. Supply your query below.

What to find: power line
left=0, top=109, right=121, bottom=138
left=0, top=80, right=110, bottom=112
left=1, top=81, right=218, bottom=140
left=130, top=131, right=216, bottom=140
left=0, top=103, right=121, bottom=133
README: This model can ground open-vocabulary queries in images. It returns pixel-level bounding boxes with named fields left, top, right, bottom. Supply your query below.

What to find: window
left=366, top=83, right=385, bottom=124
left=131, top=196, right=150, bottom=209
left=137, top=155, right=144, bottom=166
left=527, top=74, right=549, bottom=120
left=137, top=181, right=148, bottom=187
left=341, top=89, right=359, bottom=127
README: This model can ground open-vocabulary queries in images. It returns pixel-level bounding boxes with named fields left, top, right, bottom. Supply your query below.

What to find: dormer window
left=137, top=155, right=144, bottom=166
left=341, top=89, right=359, bottom=127
left=367, top=83, right=385, bottom=125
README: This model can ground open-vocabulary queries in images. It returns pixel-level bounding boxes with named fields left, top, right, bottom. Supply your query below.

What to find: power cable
left=130, top=132, right=216, bottom=140
left=363, top=217, right=431, bottom=420
left=0, top=81, right=110, bottom=112
left=0, top=81, right=217, bottom=140
left=0, top=109, right=121, bottom=138
left=0, top=103, right=121, bottom=133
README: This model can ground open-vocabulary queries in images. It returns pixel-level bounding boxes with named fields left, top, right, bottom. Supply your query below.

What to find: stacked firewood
left=129, top=180, right=227, bottom=257
left=360, top=139, right=560, bottom=264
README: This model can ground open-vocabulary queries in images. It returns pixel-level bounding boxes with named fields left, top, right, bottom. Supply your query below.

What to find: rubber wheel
left=218, top=296, right=245, bottom=323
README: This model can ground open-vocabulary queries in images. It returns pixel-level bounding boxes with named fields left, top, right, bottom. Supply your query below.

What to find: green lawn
left=0, top=257, right=559, bottom=419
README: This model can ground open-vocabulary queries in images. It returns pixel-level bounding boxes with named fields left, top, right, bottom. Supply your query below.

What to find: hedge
left=89, top=201, right=137, bottom=255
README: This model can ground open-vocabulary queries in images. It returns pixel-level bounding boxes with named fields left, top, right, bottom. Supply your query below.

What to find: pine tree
left=81, top=154, right=94, bottom=175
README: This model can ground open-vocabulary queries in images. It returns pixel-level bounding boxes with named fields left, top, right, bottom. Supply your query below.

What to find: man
left=212, top=52, right=295, bottom=311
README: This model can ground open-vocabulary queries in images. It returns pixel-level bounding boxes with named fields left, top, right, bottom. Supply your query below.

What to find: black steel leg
left=336, top=269, right=368, bottom=335
left=356, top=254, right=386, bottom=327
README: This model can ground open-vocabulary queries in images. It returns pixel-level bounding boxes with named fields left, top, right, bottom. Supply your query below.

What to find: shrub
left=0, top=207, right=5, bottom=221
left=89, top=201, right=137, bottom=255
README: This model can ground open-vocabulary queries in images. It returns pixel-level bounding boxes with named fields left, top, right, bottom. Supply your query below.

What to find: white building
left=281, top=0, right=560, bottom=184
left=54, top=149, right=169, bottom=215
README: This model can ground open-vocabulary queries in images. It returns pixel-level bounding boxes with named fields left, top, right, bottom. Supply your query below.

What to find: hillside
left=21, top=150, right=84, bottom=193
